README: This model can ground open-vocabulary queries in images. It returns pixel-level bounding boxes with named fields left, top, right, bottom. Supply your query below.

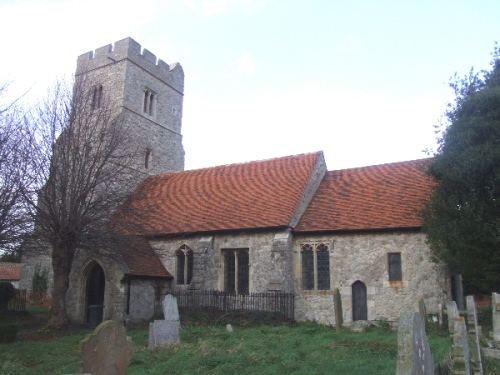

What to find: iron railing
left=155, top=289, right=294, bottom=320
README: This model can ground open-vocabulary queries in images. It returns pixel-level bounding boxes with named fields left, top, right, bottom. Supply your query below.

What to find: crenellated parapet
left=76, top=37, right=184, bottom=93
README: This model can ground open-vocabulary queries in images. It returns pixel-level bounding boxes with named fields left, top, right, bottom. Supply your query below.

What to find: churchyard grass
left=0, top=313, right=455, bottom=375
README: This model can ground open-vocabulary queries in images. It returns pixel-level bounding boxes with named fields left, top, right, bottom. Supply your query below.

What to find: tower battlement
left=76, top=37, right=184, bottom=93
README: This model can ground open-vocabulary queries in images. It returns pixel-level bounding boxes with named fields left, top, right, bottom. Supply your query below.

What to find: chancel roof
left=114, top=152, right=324, bottom=236
left=294, top=158, right=434, bottom=232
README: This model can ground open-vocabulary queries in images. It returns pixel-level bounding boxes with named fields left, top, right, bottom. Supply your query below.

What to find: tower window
left=145, top=149, right=152, bottom=169
left=91, top=85, right=103, bottom=110
left=143, top=89, right=156, bottom=117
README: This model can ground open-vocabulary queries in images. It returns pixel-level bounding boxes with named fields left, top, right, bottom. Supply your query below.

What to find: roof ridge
left=328, top=157, right=433, bottom=173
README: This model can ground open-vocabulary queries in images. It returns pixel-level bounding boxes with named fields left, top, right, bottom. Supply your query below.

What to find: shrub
left=0, top=282, right=16, bottom=311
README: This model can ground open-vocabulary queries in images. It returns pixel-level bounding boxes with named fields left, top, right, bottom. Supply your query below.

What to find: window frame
left=143, top=88, right=156, bottom=118
left=388, top=252, right=402, bottom=282
left=175, top=245, right=194, bottom=286
left=300, top=242, right=331, bottom=291
left=222, top=248, right=250, bottom=295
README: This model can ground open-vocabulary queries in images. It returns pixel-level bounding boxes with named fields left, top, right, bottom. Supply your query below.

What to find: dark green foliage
left=422, top=44, right=500, bottom=294
left=0, top=281, right=15, bottom=310
left=31, top=263, right=48, bottom=293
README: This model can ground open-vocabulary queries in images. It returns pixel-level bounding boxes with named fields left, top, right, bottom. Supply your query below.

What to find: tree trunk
left=47, top=242, right=74, bottom=327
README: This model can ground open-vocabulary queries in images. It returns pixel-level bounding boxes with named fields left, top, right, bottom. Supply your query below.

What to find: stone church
left=20, top=38, right=450, bottom=326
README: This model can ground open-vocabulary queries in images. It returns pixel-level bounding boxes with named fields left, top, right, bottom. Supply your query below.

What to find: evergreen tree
left=422, top=44, right=500, bottom=294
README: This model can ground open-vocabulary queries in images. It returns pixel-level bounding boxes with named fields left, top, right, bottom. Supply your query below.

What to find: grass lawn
left=0, top=308, right=458, bottom=375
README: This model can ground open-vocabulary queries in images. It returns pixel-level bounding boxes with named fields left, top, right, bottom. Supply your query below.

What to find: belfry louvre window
left=223, top=249, right=249, bottom=295
left=143, top=89, right=156, bottom=117
left=388, top=252, right=402, bottom=281
left=176, top=245, right=193, bottom=285
left=301, top=243, right=330, bottom=290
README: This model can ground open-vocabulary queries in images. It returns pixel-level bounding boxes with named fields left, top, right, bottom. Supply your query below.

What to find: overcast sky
left=1, top=0, right=498, bottom=170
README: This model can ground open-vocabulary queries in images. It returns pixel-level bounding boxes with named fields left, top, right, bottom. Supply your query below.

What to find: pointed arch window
left=176, top=245, right=193, bottom=286
left=300, top=242, right=331, bottom=291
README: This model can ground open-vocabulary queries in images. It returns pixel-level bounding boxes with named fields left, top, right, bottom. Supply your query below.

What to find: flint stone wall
left=150, top=229, right=293, bottom=293
left=294, top=231, right=449, bottom=324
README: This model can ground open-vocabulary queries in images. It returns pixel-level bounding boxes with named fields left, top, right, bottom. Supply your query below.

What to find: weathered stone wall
left=294, top=231, right=450, bottom=324
left=66, top=250, right=128, bottom=324
left=19, top=246, right=53, bottom=292
left=150, top=230, right=289, bottom=293
left=128, top=278, right=158, bottom=320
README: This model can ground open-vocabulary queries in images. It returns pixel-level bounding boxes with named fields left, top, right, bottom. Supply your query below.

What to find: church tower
left=76, top=37, right=185, bottom=178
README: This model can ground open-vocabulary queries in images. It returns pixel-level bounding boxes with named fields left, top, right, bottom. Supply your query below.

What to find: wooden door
left=352, top=281, right=367, bottom=321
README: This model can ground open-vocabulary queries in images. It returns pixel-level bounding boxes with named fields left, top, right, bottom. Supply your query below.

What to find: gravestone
left=493, top=293, right=500, bottom=342
left=79, top=320, right=134, bottom=375
left=396, top=312, right=434, bottom=375
left=466, top=296, right=483, bottom=375
left=149, top=294, right=180, bottom=349
left=447, top=301, right=460, bottom=334
left=453, top=316, right=471, bottom=375
left=333, top=288, right=343, bottom=332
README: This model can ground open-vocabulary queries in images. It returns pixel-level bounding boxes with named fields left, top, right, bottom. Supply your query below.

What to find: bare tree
left=0, top=83, right=31, bottom=255
left=24, top=74, right=138, bottom=326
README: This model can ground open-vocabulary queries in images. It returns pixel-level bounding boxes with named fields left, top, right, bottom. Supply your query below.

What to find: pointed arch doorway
left=352, top=281, right=367, bottom=321
left=86, top=262, right=105, bottom=326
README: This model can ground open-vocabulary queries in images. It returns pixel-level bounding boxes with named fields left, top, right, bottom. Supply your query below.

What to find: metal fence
left=155, top=289, right=295, bottom=320
left=8, top=289, right=27, bottom=312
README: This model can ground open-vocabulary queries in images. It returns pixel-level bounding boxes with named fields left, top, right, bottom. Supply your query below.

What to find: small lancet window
left=144, top=149, right=152, bottom=169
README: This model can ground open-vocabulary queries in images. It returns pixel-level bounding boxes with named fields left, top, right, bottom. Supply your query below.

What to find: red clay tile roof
left=117, top=236, right=172, bottom=278
left=294, top=159, right=434, bottom=232
left=115, top=152, right=323, bottom=236
left=0, top=262, right=21, bottom=281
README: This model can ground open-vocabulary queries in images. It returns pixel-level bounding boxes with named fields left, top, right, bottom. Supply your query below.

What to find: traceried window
left=301, top=243, right=330, bottom=290
left=223, top=249, right=249, bottom=295
left=91, top=85, right=103, bottom=110
left=388, top=252, right=402, bottom=281
left=143, top=89, right=156, bottom=117
left=176, top=245, right=193, bottom=285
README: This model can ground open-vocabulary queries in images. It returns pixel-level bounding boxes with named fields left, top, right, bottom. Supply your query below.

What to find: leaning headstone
left=447, top=301, right=460, bottom=334
left=333, top=288, right=343, bottom=332
left=79, top=320, right=134, bottom=375
left=466, top=296, right=483, bottom=374
left=418, top=298, right=427, bottom=329
left=493, top=293, right=500, bottom=342
left=148, top=294, right=180, bottom=349
left=226, top=324, right=233, bottom=333
left=396, top=312, right=434, bottom=375
left=453, top=316, right=471, bottom=375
